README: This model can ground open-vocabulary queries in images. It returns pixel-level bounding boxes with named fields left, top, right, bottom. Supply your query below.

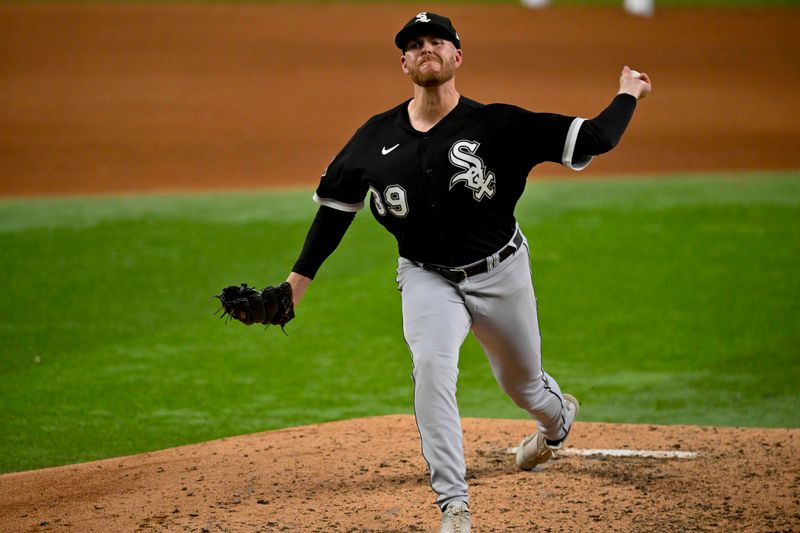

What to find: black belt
left=420, top=230, right=524, bottom=283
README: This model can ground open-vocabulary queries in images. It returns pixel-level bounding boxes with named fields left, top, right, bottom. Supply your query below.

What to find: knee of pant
left=412, top=352, right=459, bottom=382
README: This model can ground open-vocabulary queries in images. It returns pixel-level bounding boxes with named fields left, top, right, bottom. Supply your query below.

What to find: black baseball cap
left=395, top=12, right=461, bottom=51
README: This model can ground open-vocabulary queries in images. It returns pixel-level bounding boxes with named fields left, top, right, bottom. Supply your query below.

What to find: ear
left=453, top=49, right=463, bottom=68
left=401, top=53, right=410, bottom=75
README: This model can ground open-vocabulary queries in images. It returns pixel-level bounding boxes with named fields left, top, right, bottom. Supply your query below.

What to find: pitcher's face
left=401, top=35, right=462, bottom=88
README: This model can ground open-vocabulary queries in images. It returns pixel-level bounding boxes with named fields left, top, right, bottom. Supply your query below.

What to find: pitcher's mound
left=1, top=415, right=797, bottom=532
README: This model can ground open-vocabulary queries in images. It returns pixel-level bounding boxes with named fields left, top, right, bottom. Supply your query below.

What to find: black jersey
left=314, top=96, right=591, bottom=267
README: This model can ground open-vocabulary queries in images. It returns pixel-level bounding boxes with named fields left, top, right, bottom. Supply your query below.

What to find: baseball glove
left=215, top=282, right=295, bottom=329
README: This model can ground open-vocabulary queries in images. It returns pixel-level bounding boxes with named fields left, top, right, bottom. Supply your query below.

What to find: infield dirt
left=1, top=416, right=798, bottom=532
left=1, top=4, right=799, bottom=532
left=1, top=4, right=799, bottom=196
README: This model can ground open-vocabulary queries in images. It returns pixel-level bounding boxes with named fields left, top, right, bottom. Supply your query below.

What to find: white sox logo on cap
left=395, top=12, right=461, bottom=50
left=448, top=140, right=496, bottom=201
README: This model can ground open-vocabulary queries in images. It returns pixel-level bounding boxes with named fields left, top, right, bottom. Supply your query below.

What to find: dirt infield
left=1, top=4, right=800, bottom=532
left=1, top=416, right=798, bottom=532
left=1, top=5, right=799, bottom=197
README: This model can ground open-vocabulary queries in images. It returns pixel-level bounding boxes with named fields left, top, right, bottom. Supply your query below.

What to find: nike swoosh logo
left=381, top=144, right=400, bottom=155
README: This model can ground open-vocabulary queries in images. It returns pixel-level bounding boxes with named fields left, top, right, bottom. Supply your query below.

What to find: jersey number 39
left=370, top=185, right=409, bottom=218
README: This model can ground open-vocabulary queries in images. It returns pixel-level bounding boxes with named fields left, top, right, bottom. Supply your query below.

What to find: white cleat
left=439, top=501, right=471, bottom=533
left=516, top=394, right=580, bottom=470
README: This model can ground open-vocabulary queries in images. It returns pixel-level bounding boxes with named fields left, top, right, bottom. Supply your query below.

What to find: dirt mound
left=1, top=415, right=797, bottom=532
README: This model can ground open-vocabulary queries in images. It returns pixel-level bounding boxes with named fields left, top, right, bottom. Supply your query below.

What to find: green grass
left=1, top=170, right=798, bottom=473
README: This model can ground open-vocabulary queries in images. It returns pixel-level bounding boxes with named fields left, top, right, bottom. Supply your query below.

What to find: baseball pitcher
left=220, top=12, right=651, bottom=533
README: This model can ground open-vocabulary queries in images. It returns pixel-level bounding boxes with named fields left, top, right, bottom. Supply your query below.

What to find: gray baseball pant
left=396, top=230, right=574, bottom=510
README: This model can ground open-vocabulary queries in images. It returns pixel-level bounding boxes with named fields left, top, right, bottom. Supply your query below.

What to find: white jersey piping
left=313, top=193, right=364, bottom=212
left=561, top=117, right=593, bottom=171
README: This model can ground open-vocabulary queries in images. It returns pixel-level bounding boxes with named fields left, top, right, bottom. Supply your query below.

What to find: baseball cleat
left=516, top=394, right=580, bottom=470
left=439, top=501, right=471, bottom=533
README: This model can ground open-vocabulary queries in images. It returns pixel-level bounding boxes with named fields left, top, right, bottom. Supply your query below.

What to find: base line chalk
left=507, top=447, right=698, bottom=459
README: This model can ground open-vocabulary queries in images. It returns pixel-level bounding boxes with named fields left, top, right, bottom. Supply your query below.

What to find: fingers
left=622, top=65, right=646, bottom=80
left=620, top=65, right=652, bottom=99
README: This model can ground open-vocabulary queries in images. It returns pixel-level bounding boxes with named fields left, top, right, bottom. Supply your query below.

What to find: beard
left=409, top=55, right=457, bottom=88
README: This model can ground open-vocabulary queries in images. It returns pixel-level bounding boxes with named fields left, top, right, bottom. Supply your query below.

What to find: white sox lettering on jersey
left=448, top=140, right=496, bottom=201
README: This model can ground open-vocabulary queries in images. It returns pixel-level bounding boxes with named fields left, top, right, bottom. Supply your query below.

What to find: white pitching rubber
left=507, top=447, right=698, bottom=459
